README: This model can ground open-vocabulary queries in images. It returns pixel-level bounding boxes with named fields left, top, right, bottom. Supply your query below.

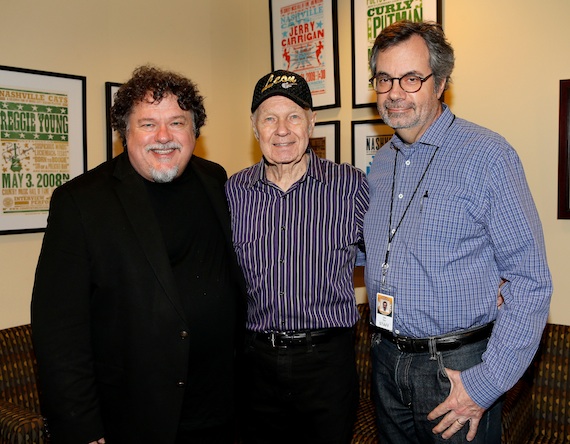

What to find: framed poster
left=309, top=120, right=340, bottom=163
left=0, top=65, right=86, bottom=235
left=270, top=0, right=340, bottom=110
left=352, top=119, right=394, bottom=174
left=351, top=0, right=442, bottom=108
left=105, top=82, right=123, bottom=160
left=558, top=79, right=570, bottom=218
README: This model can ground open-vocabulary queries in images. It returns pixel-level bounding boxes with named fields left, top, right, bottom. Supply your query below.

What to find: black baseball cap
left=251, top=70, right=313, bottom=113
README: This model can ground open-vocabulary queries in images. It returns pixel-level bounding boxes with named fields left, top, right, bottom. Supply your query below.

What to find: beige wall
left=0, top=0, right=568, bottom=328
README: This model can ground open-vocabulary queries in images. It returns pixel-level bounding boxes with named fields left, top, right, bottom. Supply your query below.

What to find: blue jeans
left=371, top=334, right=503, bottom=444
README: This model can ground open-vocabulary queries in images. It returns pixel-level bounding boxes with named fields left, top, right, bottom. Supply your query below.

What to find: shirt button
left=180, top=331, right=189, bottom=339
left=177, top=381, right=186, bottom=388
left=398, top=193, right=404, bottom=199
left=405, top=160, right=411, bottom=166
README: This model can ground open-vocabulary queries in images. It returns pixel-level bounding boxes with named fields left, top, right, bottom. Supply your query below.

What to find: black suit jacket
left=31, top=153, right=244, bottom=443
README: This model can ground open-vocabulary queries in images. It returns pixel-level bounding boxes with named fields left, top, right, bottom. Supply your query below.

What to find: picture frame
left=351, top=0, right=442, bottom=108
left=269, top=0, right=341, bottom=110
left=105, top=82, right=123, bottom=160
left=310, top=120, right=340, bottom=163
left=352, top=119, right=394, bottom=174
left=558, top=79, right=570, bottom=218
left=0, top=65, right=86, bottom=235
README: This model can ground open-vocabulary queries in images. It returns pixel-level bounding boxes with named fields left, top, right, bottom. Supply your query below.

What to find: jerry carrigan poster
left=0, top=67, right=85, bottom=234
left=271, top=0, right=340, bottom=109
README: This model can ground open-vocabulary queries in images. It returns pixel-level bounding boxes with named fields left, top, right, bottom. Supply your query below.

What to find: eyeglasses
left=369, top=73, right=434, bottom=94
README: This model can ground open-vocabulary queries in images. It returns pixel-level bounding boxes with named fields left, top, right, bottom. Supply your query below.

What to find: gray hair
left=369, top=20, right=455, bottom=92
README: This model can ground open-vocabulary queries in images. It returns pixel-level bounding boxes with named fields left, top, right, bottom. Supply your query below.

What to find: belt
left=248, top=328, right=350, bottom=348
left=372, top=323, right=494, bottom=353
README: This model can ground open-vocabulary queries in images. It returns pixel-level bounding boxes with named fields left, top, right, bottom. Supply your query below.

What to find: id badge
left=375, top=284, right=395, bottom=332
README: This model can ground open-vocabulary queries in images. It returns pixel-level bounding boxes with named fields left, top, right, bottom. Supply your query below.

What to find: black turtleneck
left=144, top=164, right=237, bottom=430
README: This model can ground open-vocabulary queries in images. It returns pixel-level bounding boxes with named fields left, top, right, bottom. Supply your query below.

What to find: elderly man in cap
left=225, top=70, right=369, bottom=444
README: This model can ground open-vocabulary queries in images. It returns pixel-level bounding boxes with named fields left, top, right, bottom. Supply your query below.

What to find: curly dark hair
left=110, top=65, right=207, bottom=147
left=369, top=20, right=455, bottom=93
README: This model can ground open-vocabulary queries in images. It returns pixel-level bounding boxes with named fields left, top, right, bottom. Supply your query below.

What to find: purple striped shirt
left=225, top=150, right=369, bottom=332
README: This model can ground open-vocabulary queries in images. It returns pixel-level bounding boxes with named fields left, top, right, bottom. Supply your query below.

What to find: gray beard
left=150, top=166, right=179, bottom=183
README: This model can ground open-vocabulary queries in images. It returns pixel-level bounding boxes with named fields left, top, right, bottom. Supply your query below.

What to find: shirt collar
left=391, top=103, right=456, bottom=151
left=246, top=148, right=326, bottom=188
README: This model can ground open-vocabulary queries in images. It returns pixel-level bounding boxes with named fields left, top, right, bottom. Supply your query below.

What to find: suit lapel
left=112, top=154, right=188, bottom=324
left=191, top=157, right=248, bottom=298
left=190, top=157, right=233, bottom=244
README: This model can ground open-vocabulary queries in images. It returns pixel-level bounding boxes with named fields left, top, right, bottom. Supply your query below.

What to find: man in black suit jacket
left=31, top=65, right=244, bottom=444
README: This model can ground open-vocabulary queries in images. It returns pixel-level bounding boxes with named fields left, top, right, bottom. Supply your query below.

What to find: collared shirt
left=364, top=104, right=552, bottom=408
left=226, top=149, right=369, bottom=332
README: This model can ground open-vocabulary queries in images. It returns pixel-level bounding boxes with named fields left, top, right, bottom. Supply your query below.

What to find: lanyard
left=382, top=144, right=440, bottom=284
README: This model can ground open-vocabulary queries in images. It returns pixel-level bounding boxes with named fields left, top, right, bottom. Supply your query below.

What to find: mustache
left=382, top=100, right=413, bottom=110
left=145, top=142, right=182, bottom=152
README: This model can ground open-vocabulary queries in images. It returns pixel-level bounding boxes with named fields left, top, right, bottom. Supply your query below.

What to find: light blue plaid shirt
left=364, top=104, right=552, bottom=408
